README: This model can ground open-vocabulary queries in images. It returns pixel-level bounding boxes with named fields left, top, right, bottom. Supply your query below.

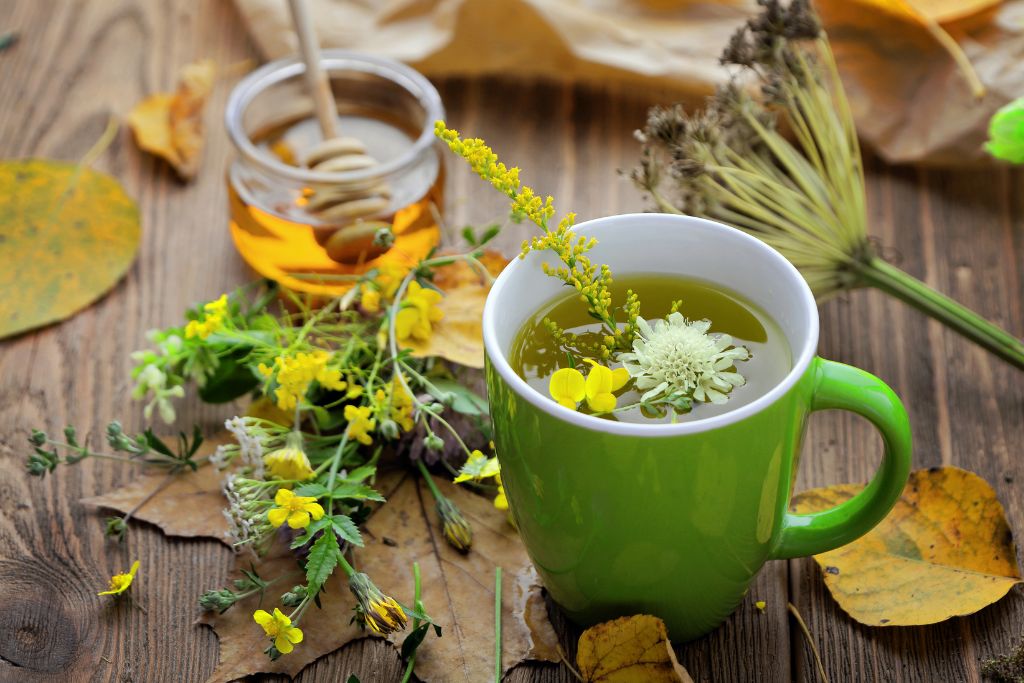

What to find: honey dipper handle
left=288, top=0, right=338, bottom=139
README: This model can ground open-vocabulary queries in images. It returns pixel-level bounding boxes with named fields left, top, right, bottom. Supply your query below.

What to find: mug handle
left=770, top=358, right=913, bottom=560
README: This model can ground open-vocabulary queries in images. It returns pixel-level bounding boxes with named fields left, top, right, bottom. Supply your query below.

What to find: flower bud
left=436, top=496, right=472, bottom=553
left=379, top=419, right=400, bottom=440
left=199, top=588, right=237, bottom=613
left=423, top=434, right=445, bottom=452
left=280, top=585, right=306, bottom=607
left=348, top=572, right=408, bottom=635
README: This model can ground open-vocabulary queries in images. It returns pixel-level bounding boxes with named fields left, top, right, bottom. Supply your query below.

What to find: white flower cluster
left=619, top=312, right=749, bottom=405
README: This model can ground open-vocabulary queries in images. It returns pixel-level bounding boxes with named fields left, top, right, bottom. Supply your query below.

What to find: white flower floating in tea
left=619, top=313, right=749, bottom=406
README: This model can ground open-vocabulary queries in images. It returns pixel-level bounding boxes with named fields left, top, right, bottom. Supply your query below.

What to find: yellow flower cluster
left=361, top=263, right=408, bottom=313
left=435, top=121, right=629, bottom=354
left=375, top=376, right=415, bottom=432
left=185, top=294, right=228, bottom=340
left=345, top=404, right=376, bottom=445
left=259, top=350, right=348, bottom=412
left=395, top=281, right=444, bottom=343
left=454, top=448, right=508, bottom=510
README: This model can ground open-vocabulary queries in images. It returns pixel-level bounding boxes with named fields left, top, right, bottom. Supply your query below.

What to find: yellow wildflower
left=583, top=359, right=629, bottom=413
left=263, top=446, right=314, bottom=481
left=548, top=361, right=628, bottom=413
left=265, top=350, right=348, bottom=411
left=349, top=572, right=408, bottom=635
left=549, top=368, right=585, bottom=410
left=345, top=404, right=376, bottom=446
left=755, top=600, right=767, bottom=612
left=98, top=560, right=140, bottom=596
left=185, top=295, right=228, bottom=339
left=376, top=376, right=415, bottom=432
left=494, top=474, right=508, bottom=511
left=361, top=286, right=382, bottom=313
left=454, top=449, right=500, bottom=483
left=395, top=281, right=444, bottom=343
left=253, top=607, right=304, bottom=654
left=436, top=496, right=472, bottom=553
left=267, top=488, right=324, bottom=529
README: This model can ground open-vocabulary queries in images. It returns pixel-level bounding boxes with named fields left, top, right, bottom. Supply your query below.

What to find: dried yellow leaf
left=792, top=466, right=1021, bottom=626
left=127, top=59, right=215, bottom=180
left=402, top=250, right=508, bottom=369
left=576, top=614, right=694, bottom=683
left=0, top=158, right=140, bottom=338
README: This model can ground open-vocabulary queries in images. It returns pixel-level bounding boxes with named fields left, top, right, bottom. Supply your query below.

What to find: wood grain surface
left=0, top=1, right=1021, bottom=681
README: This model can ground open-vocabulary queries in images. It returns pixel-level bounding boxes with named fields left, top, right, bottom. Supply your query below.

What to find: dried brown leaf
left=81, top=435, right=231, bottom=545
left=127, top=59, right=215, bottom=180
left=199, top=470, right=559, bottom=682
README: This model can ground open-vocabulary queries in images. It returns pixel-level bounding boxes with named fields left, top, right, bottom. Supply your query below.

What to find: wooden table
left=1, top=1, right=1021, bottom=681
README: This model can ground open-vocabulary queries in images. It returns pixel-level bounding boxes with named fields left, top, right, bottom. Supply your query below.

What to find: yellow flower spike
left=204, top=294, right=228, bottom=315
left=549, top=367, right=585, bottom=410
left=344, top=404, right=376, bottom=446
left=98, top=560, right=139, bottom=596
left=395, top=281, right=444, bottom=343
left=254, top=607, right=304, bottom=654
left=263, top=446, right=315, bottom=481
left=267, top=488, right=324, bottom=529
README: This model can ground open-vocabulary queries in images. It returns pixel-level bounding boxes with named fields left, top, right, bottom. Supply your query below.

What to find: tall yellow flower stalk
left=632, top=0, right=1023, bottom=369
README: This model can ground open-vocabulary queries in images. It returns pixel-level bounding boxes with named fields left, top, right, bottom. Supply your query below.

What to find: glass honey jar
left=225, top=52, right=445, bottom=296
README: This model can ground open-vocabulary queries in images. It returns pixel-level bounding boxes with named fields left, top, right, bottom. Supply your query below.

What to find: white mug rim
left=481, top=213, right=820, bottom=437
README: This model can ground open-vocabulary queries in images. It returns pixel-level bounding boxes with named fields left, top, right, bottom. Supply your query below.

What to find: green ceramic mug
left=483, top=213, right=912, bottom=641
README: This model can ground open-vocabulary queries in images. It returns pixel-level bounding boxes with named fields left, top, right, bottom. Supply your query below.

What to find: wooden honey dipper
left=288, top=0, right=391, bottom=264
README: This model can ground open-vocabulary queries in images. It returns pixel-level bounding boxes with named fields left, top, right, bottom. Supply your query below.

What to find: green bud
left=423, top=434, right=445, bottom=452
left=199, top=588, right=238, bottom=613
left=281, top=585, right=306, bottom=607
left=379, top=419, right=400, bottom=440
left=104, top=516, right=128, bottom=541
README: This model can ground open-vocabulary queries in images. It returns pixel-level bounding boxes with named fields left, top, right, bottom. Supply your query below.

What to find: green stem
left=400, top=562, right=423, bottom=683
left=416, top=459, right=444, bottom=502
left=495, top=567, right=503, bottom=683
left=853, top=258, right=1024, bottom=370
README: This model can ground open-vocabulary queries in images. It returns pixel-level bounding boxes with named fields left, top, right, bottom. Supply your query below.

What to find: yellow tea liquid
left=511, top=274, right=792, bottom=424
left=229, top=112, right=442, bottom=297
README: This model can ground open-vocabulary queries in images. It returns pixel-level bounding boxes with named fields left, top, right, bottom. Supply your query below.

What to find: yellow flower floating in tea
left=436, top=122, right=752, bottom=418
left=620, top=314, right=749, bottom=405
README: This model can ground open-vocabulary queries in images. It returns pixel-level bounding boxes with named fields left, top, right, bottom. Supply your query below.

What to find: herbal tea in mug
left=510, top=274, right=791, bottom=423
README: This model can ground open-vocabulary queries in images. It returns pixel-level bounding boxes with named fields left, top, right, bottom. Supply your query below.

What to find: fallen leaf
left=0, top=158, right=140, bottom=338
left=127, top=59, right=215, bottom=180
left=200, top=470, right=560, bottom=682
left=791, top=466, right=1022, bottom=626
left=576, top=614, right=693, bottom=683
left=404, top=250, right=509, bottom=369
left=82, top=435, right=231, bottom=546
left=362, top=470, right=560, bottom=681
left=198, top=539, right=370, bottom=682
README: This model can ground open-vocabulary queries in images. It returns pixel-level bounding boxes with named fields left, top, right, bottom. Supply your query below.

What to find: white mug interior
left=482, top=213, right=820, bottom=436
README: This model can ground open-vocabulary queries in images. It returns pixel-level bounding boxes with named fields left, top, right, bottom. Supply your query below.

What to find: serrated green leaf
left=344, top=465, right=376, bottom=483
left=305, top=530, right=339, bottom=593
left=331, top=482, right=386, bottom=502
left=294, top=483, right=331, bottom=498
left=329, top=514, right=364, bottom=547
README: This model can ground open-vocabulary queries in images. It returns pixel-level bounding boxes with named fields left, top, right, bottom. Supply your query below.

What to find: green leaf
left=304, top=530, right=339, bottom=593
left=198, top=349, right=259, bottom=403
left=144, top=431, right=174, bottom=457
left=330, top=514, right=364, bottom=547
left=430, top=378, right=488, bottom=416
left=986, top=98, right=1024, bottom=164
left=401, top=622, right=432, bottom=659
left=346, top=676, right=361, bottom=683
left=294, top=483, right=331, bottom=498
left=344, top=465, right=376, bottom=483
left=331, top=482, right=386, bottom=502
left=290, top=517, right=331, bottom=549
